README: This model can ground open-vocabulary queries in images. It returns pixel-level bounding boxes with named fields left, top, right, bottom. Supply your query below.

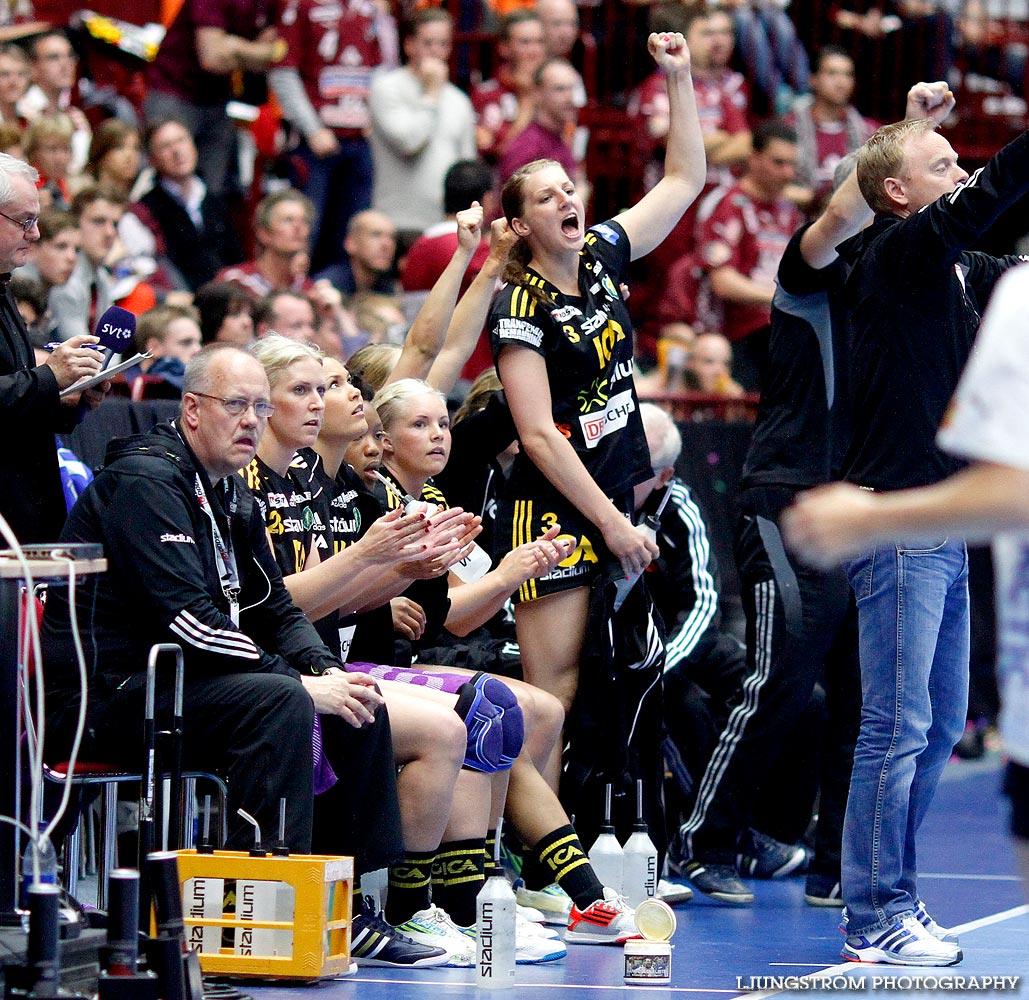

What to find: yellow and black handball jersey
left=239, top=453, right=329, bottom=577
left=488, top=220, right=651, bottom=499
left=373, top=466, right=453, bottom=646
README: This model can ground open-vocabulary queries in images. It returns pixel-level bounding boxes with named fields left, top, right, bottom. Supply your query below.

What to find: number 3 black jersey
left=488, top=219, right=651, bottom=499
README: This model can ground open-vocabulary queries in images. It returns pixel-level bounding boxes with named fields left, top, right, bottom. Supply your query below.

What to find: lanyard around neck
left=194, top=473, right=241, bottom=625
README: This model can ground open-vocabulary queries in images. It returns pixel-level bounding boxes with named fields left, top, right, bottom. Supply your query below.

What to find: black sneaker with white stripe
left=684, top=861, right=754, bottom=905
left=736, top=829, right=809, bottom=879
left=804, top=873, right=843, bottom=907
left=351, top=898, right=450, bottom=968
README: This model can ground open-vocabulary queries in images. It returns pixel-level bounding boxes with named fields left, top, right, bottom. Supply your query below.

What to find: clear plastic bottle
left=20, top=835, right=58, bottom=930
left=20, top=835, right=58, bottom=904
left=588, top=784, right=624, bottom=894
left=622, top=780, right=658, bottom=907
left=476, top=873, right=516, bottom=988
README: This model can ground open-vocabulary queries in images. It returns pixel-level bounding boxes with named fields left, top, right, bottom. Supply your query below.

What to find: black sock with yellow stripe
left=530, top=824, right=604, bottom=911
left=432, top=839, right=485, bottom=928
left=385, top=852, right=435, bottom=926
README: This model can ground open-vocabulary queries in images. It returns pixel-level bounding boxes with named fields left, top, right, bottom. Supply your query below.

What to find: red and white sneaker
left=565, top=887, right=639, bottom=945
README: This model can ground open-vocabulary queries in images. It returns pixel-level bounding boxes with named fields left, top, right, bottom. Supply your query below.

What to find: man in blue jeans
left=785, top=263, right=1029, bottom=908
left=823, top=116, right=1029, bottom=966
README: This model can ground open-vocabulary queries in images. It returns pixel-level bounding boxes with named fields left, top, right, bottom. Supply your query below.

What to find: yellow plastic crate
left=174, top=849, right=353, bottom=980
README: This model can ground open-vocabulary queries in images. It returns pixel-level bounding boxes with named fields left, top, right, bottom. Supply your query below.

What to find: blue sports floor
left=243, top=755, right=1027, bottom=999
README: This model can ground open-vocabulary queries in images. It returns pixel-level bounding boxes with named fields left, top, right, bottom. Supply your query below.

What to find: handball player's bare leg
left=514, top=586, right=590, bottom=789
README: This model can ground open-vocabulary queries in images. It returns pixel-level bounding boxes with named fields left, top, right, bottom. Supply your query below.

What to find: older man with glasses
left=41, top=342, right=397, bottom=853
left=0, top=152, right=107, bottom=544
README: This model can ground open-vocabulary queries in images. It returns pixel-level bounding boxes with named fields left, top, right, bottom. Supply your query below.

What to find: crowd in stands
left=1, top=0, right=1025, bottom=978
left=2, top=2, right=1025, bottom=395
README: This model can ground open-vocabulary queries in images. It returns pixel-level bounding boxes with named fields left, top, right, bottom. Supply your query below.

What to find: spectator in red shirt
left=145, top=0, right=286, bottom=196
left=497, top=58, right=584, bottom=186
left=686, top=5, right=752, bottom=191
left=786, top=46, right=877, bottom=212
left=694, top=118, right=802, bottom=391
left=471, top=11, right=547, bottom=163
left=216, top=189, right=315, bottom=299
left=269, top=0, right=398, bottom=273
left=628, top=4, right=752, bottom=361
left=632, top=5, right=751, bottom=193
left=25, top=113, right=74, bottom=211
left=402, top=160, right=493, bottom=295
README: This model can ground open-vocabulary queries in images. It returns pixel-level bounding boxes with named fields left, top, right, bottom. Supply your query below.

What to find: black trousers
left=50, top=671, right=316, bottom=853
left=64, top=670, right=405, bottom=872
left=313, top=710, right=403, bottom=874
left=680, top=485, right=862, bottom=879
left=664, top=633, right=827, bottom=847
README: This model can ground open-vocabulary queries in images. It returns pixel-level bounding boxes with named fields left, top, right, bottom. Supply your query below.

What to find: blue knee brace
left=454, top=672, right=524, bottom=773
left=350, top=662, right=525, bottom=773
left=472, top=672, right=524, bottom=768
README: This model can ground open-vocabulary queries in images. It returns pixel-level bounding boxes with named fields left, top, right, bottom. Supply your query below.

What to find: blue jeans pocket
left=895, top=537, right=949, bottom=555
left=844, top=550, right=875, bottom=603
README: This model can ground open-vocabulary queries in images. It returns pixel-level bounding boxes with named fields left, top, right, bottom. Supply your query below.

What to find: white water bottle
left=477, top=818, right=515, bottom=989
left=622, top=780, right=658, bottom=907
left=588, top=784, right=624, bottom=894
left=183, top=875, right=224, bottom=954
left=234, top=877, right=294, bottom=957
left=233, top=809, right=293, bottom=957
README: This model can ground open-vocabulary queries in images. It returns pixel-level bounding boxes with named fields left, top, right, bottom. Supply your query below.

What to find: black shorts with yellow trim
left=497, top=490, right=630, bottom=604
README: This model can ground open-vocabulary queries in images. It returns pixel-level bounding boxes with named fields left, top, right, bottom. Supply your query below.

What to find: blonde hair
left=347, top=343, right=402, bottom=392
left=0, top=122, right=23, bottom=156
left=24, top=113, right=73, bottom=161
left=250, top=333, right=323, bottom=389
left=373, top=378, right=446, bottom=436
left=351, top=291, right=404, bottom=343
left=857, top=118, right=937, bottom=215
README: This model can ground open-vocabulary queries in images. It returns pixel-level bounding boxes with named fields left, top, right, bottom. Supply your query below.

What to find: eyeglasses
left=0, top=210, right=38, bottom=234
left=192, top=392, right=275, bottom=419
